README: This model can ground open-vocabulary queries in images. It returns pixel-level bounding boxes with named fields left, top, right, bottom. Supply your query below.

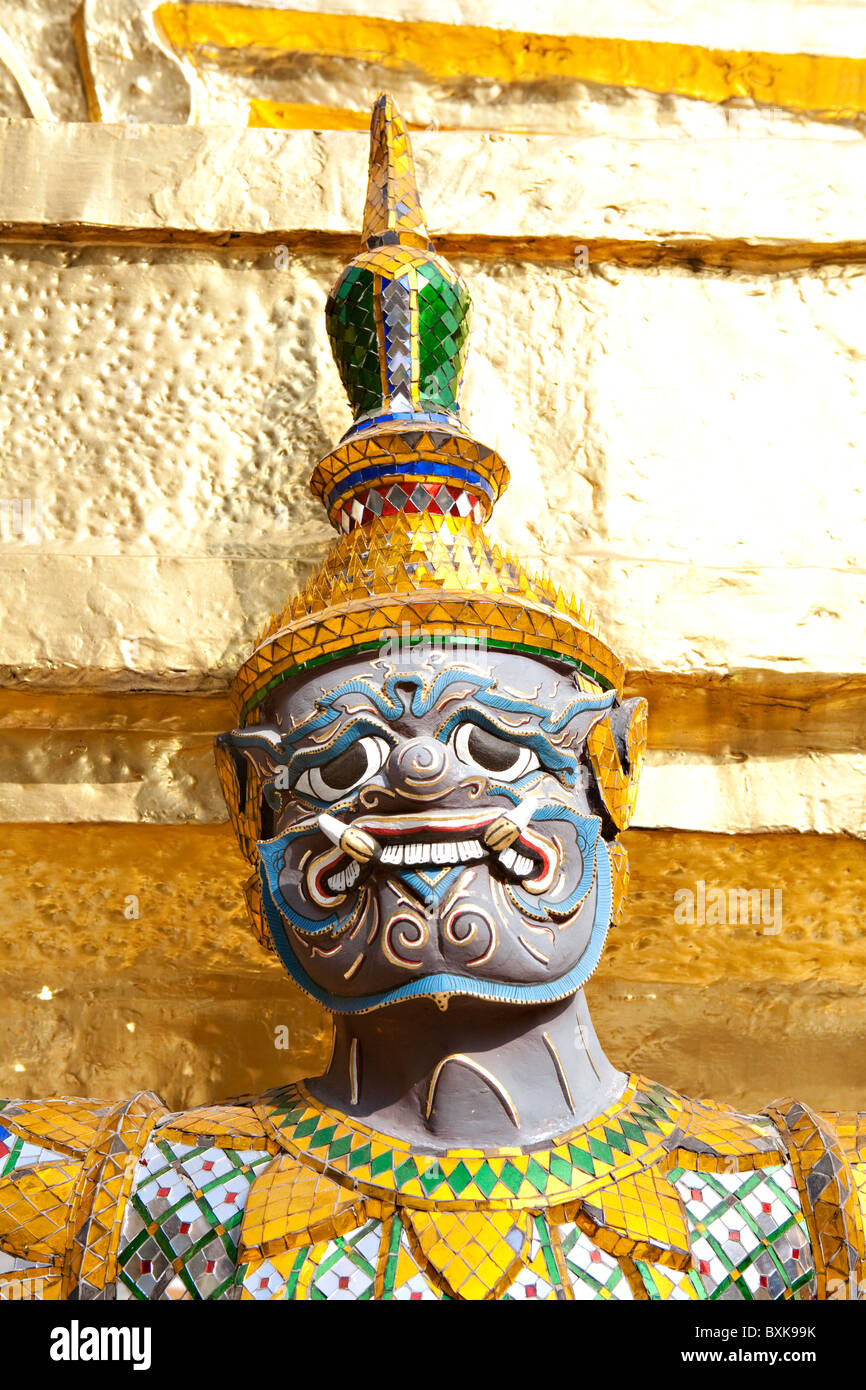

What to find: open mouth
left=306, top=809, right=558, bottom=905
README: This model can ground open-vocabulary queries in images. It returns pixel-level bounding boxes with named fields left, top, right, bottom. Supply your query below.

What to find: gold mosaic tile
left=766, top=1099, right=866, bottom=1299
left=404, top=1208, right=529, bottom=1300
left=0, top=1161, right=79, bottom=1259
left=240, top=1155, right=368, bottom=1258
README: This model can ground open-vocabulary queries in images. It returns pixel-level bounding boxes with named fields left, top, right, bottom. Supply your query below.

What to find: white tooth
left=514, top=855, right=533, bottom=876
left=405, top=844, right=424, bottom=865
left=457, top=841, right=475, bottom=862
left=432, top=843, right=450, bottom=864
left=330, top=869, right=347, bottom=892
left=382, top=845, right=403, bottom=864
left=500, top=847, right=518, bottom=871
left=346, top=860, right=360, bottom=885
left=467, top=840, right=485, bottom=860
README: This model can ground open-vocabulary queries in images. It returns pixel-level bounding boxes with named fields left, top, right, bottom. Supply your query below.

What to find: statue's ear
left=610, top=698, right=648, bottom=784
left=216, top=725, right=286, bottom=783
left=214, top=724, right=288, bottom=858
left=585, top=696, right=648, bottom=833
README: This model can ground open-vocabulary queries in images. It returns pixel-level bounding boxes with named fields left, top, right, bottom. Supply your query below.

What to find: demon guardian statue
left=1, top=97, right=863, bottom=1302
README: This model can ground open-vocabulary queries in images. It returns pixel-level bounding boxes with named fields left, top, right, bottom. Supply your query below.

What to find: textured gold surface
left=0, top=0, right=87, bottom=121
left=12, top=0, right=866, bottom=142
left=0, top=122, right=864, bottom=252
left=0, top=239, right=862, bottom=691
left=2, top=678, right=862, bottom=830
left=155, top=4, right=866, bottom=123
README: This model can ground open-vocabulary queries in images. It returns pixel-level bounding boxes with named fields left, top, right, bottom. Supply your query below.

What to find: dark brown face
left=228, top=645, right=622, bottom=1013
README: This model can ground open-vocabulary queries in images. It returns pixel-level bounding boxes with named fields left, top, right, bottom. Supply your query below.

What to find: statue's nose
left=386, top=738, right=450, bottom=797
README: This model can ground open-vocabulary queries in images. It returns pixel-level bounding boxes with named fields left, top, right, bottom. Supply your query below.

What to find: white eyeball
left=452, top=722, right=540, bottom=781
left=294, top=735, right=391, bottom=803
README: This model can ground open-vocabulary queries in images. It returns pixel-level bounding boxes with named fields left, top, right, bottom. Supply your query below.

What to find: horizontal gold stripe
left=0, top=821, right=861, bottom=985
left=625, top=671, right=866, bottom=758
left=1, top=223, right=863, bottom=272
left=0, top=690, right=229, bottom=734
left=1, top=673, right=862, bottom=755
left=248, top=100, right=436, bottom=131
left=157, top=4, right=866, bottom=118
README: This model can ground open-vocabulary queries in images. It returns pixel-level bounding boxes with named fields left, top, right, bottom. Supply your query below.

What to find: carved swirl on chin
left=382, top=909, right=429, bottom=970
left=443, top=904, right=498, bottom=968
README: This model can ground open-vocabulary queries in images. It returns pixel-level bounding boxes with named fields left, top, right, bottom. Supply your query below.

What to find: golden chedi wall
left=0, top=0, right=863, bottom=1113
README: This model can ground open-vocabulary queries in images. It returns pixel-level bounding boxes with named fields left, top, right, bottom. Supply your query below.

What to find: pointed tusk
left=317, top=813, right=346, bottom=846
left=317, top=813, right=380, bottom=864
left=482, top=796, right=544, bottom=854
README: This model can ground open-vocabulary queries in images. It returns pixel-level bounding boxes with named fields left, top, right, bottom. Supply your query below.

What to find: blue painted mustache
left=256, top=807, right=612, bottom=1014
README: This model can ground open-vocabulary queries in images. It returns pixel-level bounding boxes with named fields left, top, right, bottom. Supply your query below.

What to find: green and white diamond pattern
left=117, top=1136, right=272, bottom=1300
left=672, top=1164, right=815, bottom=1300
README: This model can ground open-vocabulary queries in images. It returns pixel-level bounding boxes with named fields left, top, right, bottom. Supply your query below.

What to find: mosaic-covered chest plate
left=2, top=1076, right=861, bottom=1301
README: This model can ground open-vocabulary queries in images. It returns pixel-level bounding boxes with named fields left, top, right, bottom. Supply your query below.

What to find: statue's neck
left=305, top=991, right=626, bottom=1151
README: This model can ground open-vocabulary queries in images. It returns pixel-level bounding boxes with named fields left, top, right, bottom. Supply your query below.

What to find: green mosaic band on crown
left=238, top=634, right=616, bottom=722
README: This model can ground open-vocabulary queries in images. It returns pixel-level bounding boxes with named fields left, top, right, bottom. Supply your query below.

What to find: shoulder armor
left=822, top=1110, right=866, bottom=1163
left=766, top=1099, right=866, bottom=1299
left=235, top=1149, right=380, bottom=1299
left=0, top=1096, right=112, bottom=1157
left=662, top=1091, right=787, bottom=1173
left=0, top=1091, right=167, bottom=1298
left=239, top=1150, right=377, bottom=1266
left=155, top=1103, right=278, bottom=1152
left=0, top=1097, right=99, bottom=1286
left=824, top=1112, right=866, bottom=1248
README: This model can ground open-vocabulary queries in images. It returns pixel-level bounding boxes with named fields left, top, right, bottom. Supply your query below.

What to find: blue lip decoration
left=509, top=807, right=600, bottom=918
left=256, top=818, right=613, bottom=1014
left=258, top=830, right=345, bottom=935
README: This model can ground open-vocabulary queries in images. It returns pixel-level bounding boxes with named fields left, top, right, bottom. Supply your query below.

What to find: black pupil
left=319, top=742, right=370, bottom=790
left=465, top=725, right=520, bottom=772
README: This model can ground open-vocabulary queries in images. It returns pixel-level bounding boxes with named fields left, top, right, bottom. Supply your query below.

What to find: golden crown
left=230, top=93, right=625, bottom=726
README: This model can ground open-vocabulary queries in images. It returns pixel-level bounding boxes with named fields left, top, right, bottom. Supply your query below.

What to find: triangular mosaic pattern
left=259, top=1076, right=684, bottom=1208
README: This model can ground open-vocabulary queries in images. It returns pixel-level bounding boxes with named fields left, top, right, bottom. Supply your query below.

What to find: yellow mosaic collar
left=256, top=1074, right=684, bottom=1211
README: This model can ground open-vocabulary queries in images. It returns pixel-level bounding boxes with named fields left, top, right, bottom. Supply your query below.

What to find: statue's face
left=231, top=646, right=622, bottom=1013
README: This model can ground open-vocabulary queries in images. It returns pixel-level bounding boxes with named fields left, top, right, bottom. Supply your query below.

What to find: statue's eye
left=452, top=723, right=540, bottom=780
left=294, top=736, right=390, bottom=803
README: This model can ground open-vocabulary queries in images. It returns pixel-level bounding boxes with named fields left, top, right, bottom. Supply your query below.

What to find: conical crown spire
left=316, top=92, right=507, bottom=536
left=229, top=95, right=624, bottom=729
left=361, top=93, right=434, bottom=251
